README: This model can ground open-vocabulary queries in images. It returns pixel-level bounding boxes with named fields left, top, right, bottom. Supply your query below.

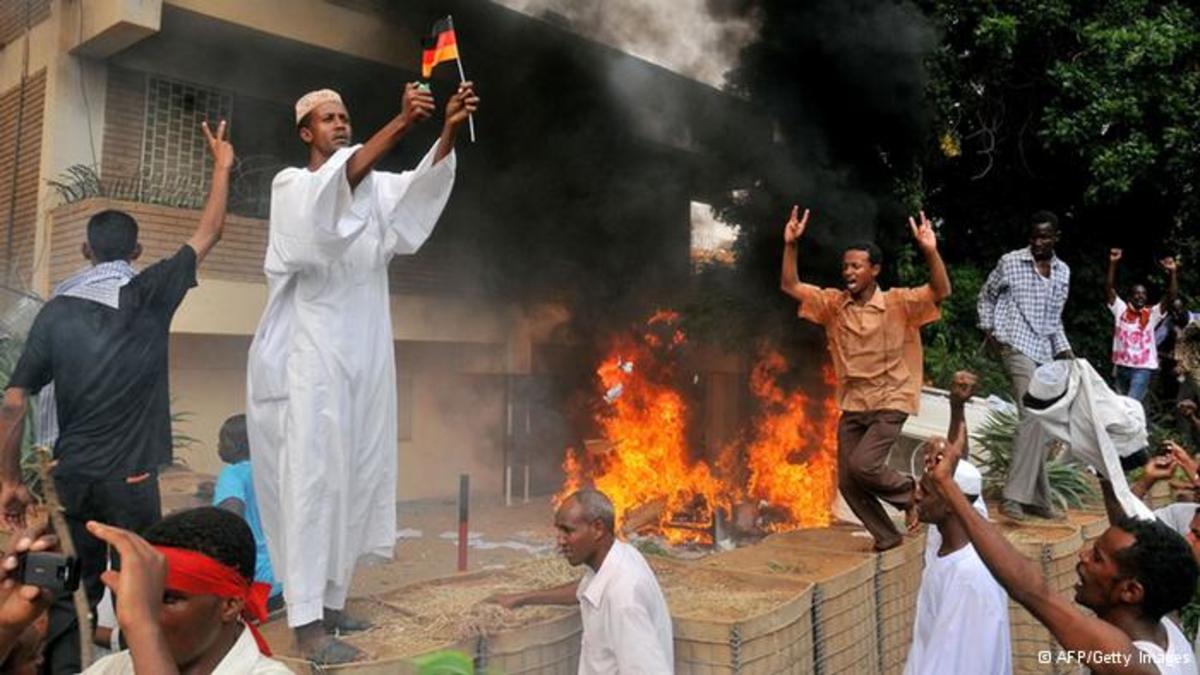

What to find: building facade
left=0, top=0, right=756, bottom=500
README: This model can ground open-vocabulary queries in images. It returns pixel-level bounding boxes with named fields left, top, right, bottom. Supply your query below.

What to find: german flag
left=421, top=17, right=459, bottom=79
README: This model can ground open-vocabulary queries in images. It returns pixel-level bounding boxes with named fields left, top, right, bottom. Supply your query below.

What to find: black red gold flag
left=421, top=17, right=459, bottom=79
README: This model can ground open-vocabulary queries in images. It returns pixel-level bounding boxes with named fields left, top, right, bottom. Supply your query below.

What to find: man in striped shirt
left=978, top=211, right=1073, bottom=521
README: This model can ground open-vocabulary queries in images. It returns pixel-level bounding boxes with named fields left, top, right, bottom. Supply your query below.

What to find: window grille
left=140, top=76, right=233, bottom=207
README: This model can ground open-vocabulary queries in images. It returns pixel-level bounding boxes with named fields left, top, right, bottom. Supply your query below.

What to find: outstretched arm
left=345, top=83, right=435, bottom=189
left=488, top=581, right=578, bottom=610
left=1106, top=249, right=1121, bottom=306
left=434, top=82, right=479, bottom=165
left=1159, top=257, right=1178, bottom=311
left=185, top=120, right=235, bottom=265
left=946, top=371, right=977, bottom=457
left=780, top=206, right=810, bottom=302
left=910, top=211, right=950, bottom=302
left=926, top=444, right=1156, bottom=674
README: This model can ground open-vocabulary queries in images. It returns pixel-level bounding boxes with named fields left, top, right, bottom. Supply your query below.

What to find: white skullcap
left=1027, top=360, right=1070, bottom=403
left=295, top=89, right=344, bottom=125
left=954, top=460, right=983, bottom=499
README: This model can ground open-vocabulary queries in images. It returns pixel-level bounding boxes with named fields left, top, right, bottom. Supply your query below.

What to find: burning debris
left=557, top=311, right=839, bottom=546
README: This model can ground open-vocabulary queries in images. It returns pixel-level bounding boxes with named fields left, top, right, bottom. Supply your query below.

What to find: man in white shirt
left=927, top=437, right=1199, bottom=674
left=906, top=430, right=1011, bottom=675
left=1105, top=248, right=1178, bottom=402
left=490, top=489, right=673, bottom=674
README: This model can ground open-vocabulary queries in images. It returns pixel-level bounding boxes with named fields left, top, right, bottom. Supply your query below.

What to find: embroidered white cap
left=1027, top=360, right=1070, bottom=403
left=295, top=89, right=344, bottom=125
left=954, top=460, right=983, bottom=499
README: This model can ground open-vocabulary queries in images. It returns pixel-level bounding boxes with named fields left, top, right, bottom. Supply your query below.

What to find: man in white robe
left=246, top=82, right=479, bottom=663
left=907, top=389, right=1011, bottom=675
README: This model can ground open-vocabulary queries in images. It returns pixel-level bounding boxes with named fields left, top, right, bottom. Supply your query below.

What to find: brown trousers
left=837, top=409, right=914, bottom=548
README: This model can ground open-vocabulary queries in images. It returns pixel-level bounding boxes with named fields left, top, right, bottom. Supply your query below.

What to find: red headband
left=156, top=546, right=273, bottom=656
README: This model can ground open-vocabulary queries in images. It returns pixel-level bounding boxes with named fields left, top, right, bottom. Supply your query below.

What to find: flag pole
left=446, top=15, right=476, bottom=143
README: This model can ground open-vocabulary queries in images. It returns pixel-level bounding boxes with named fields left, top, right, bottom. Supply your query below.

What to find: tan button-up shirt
left=796, top=284, right=940, bottom=414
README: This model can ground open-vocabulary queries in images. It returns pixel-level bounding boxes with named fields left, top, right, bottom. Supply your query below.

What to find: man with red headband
left=82, top=507, right=287, bottom=673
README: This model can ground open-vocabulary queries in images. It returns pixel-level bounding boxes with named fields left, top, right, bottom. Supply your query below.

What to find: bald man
left=490, top=489, right=673, bottom=674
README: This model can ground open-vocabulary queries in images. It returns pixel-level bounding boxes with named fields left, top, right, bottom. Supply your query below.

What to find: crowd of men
left=0, top=74, right=1199, bottom=674
left=0, top=79, right=477, bottom=672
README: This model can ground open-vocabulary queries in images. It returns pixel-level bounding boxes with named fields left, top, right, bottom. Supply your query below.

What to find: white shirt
left=1130, top=618, right=1197, bottom=675
left=1155, top=503, right=1198, bottom=538
left=82, top=624, right=291, bottom=674
left=576, top=540, right=673, bottom=674
left=1110, top=298, right=1166, bottom=370
left=1152, top=503, right=1200, bottom=658
left=904, top=543, right=1012, bottom=675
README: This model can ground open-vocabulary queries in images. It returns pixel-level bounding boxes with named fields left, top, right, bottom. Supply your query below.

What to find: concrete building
left=0, top=0, right=761, bottom=500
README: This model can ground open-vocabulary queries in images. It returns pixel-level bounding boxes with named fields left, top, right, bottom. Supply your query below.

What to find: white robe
left=1023, top=359, right=1154, bottom=520
left=246, top=143, right=455, bottom=627
left=904, top=543, right=1012, bottom=675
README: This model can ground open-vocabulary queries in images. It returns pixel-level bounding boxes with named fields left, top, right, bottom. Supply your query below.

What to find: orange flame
left=742, top=353, right=840, bottom=530
left=557, top=312, right=839, bottom=543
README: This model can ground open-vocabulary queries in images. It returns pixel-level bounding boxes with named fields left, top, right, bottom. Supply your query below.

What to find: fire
left=558, top=311, right=839, bottom=543
left=742, top=352, right=840, bottom=530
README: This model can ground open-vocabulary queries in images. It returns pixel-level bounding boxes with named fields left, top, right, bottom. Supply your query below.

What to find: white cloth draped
left=246, top=143, right=455, bottom=627
left=1023, top=359, right=1154, bottom=520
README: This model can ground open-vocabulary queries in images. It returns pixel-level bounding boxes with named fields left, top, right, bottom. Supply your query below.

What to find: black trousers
left=42, top=475, right=161, bottom=675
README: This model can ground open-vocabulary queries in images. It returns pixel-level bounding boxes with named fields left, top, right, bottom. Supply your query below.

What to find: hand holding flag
left=421, top=15, right=476, bottom=142
left=445, top=81, right=479, bottom=128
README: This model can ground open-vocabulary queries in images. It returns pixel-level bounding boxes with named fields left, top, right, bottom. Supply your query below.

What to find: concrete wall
left=168, top=334, right=517, bottom=501
left=164, top=0, right=417, bottom=71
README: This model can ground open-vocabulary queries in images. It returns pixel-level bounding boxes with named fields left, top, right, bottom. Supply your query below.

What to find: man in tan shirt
left=780, top=207, right=951, bottom=550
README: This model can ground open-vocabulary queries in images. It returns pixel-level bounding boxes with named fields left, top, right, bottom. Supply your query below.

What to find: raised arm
left=1106, top=249, right=1121, bottom=306
left=947, top=371, right=978, bottom=457
left=1159, top=256, right=1178, bottom=311
left=927, top=444, right=1155, bottom=674
left=434, top=82, right=479, bottom=165
left=0, top=388, right=30, bottom=530
left=780, top=206, right=810, bottom=302
left=185, top=120, right=235, bottom=265
left=87, top=522, right=179, bottom=675
left=910, top=210, right=951, bottom=302
left=345, top=83, right=435, bottom=189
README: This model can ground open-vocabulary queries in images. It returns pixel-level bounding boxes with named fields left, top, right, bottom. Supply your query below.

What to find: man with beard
left=780, top=206, right=951, bottom=551
left=925, top=438, right=1199, bottom=675
left=246, top=82, right=478, bottom=664
left=487, top=489, right=673, bottom=674
left=1105, top=248, right=1178, bottom=403
left=978, top=211, right=1073, bottom=522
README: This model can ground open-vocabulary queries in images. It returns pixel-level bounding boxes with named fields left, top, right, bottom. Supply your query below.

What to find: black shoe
left=305, top=636, right=366, bottom=665
left=1025, top=503, right=1066, bottom=521
left=1001, top=499, right=1027, bottom=521
left=323, top=611, right=373, bottom=635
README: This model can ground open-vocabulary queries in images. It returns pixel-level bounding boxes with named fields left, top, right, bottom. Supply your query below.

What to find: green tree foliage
left=915, top=0, right=1200, bottom=379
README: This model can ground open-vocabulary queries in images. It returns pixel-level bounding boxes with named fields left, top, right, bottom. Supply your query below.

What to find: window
left=140, top=77, right=233, bottom=208
left=690, top=200, right=739, bottom=269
